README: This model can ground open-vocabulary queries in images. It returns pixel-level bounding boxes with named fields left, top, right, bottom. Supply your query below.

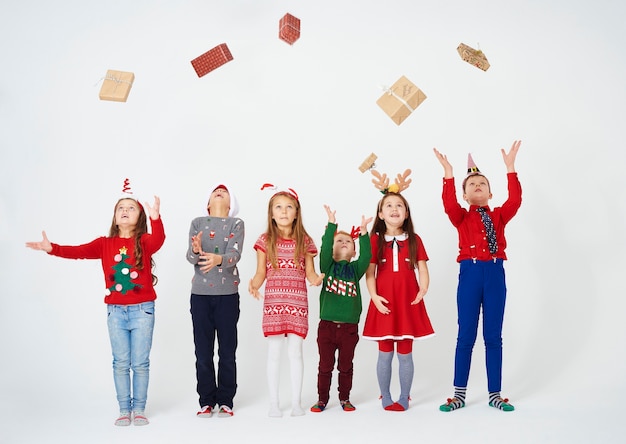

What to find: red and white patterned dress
left=254, top=234, right=318, bottom=339
left=362, top=233, right=435, bottom=341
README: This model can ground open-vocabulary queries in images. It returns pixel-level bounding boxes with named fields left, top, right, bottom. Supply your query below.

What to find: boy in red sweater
left=433, top=141, right=521, bottom=412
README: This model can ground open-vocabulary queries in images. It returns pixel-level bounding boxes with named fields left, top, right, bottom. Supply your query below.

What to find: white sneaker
left=217, top=405, right=234, bottom=418
left=132, top=411, right=149, bottom=426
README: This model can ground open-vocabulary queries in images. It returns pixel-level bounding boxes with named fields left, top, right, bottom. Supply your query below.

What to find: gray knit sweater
left=186, top=216, right=244, bottom=295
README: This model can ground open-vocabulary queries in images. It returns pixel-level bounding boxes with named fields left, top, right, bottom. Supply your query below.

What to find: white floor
left=1, top=346, right=617, bottom=444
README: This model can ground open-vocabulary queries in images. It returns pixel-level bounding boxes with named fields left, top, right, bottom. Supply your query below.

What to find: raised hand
left=323, top=204, right=336, bottom=224
left=433, top=148, right=453, bottom=178
left=501, top=140, right=521, bottom=172
left=144, top=195, right=161, bottom=220
left=191, top=231, right=203, bottom=254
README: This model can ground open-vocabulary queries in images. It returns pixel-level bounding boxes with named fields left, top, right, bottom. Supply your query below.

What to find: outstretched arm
left=25, top=231, right=52, bottom=253
left=433, top=148, right=454, bottom=179
left=501, top=140, right=521, bottom=173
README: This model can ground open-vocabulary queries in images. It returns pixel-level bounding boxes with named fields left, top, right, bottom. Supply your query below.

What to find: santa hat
left=466, top=153, right=481, bottom=175
left=206, top=183, right=239, bottom=217
left=260, top=183, right=299, bottom=201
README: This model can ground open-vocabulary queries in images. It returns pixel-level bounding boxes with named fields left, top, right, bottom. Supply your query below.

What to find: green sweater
left=318, top=222, right=372, bottom=324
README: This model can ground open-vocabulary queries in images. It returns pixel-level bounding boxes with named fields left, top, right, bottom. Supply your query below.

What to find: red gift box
left=191, top=43, right=233, bottom=77
left=279, top=13, right=300, bottom=45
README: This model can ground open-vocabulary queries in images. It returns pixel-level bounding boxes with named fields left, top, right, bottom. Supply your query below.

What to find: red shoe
left=310, top=402, right=326, bottom=412
left=384, top=402, right=405, bottom=412
left=340, top=400, right=356, bottom=412
left=197, top=405, right=214, bottom=418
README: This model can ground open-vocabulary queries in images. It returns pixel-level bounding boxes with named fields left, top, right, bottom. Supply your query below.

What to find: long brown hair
left=108, top=198, right=158, bottom=285
left=264, top=192, right=312, bottom=269
left=370, top=192, right=419, bottom=269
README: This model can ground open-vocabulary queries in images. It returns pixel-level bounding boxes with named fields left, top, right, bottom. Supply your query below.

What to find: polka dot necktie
left=477, top=207, right=497, bottom=254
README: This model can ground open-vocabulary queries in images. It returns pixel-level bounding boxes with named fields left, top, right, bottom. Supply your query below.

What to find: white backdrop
left=1, top=1, right=625, bottom=443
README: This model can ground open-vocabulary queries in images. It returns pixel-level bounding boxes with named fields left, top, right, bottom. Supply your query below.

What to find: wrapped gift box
left=376, top=75, right=426, bottom=125
left=457, top=43, right=490, bottom=71
left=358, top=153, right=378, bottom=173
left=191, top=43, right=233, bottom=77
left=99, top=70, right=135, bottom=102
left=279, top=13, right=301, bottom=45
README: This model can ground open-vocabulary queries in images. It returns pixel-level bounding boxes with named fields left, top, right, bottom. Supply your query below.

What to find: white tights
left=267, top=334, right=304, bottom=416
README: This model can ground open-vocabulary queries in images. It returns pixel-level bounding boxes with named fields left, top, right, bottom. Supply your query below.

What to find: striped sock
left=439, top=387, right=466, bottom=412
left=489, top=392, right=515, bottom=411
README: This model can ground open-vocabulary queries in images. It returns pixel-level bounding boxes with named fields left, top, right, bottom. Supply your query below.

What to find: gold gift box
left=457, top=43, right=490, bottom=71
left=99, top=70, right=135, bottom=102
left=376, top=75, right=426, bottom=126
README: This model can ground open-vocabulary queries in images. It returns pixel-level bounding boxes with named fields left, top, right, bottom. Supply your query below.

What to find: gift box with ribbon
left=376, top=75, right=427, bottom=126
left=279, top=13, right=300, bottom=45
left=457, top=43, right=490, bottom=71
left=98, top=70, right=135, bottom=102
left=191, top=43, right=234, bottom=77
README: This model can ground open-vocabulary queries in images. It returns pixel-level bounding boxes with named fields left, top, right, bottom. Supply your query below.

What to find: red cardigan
left=49, top=217, right=165, bottom=304
left=442, top=173, right=521, bottom=262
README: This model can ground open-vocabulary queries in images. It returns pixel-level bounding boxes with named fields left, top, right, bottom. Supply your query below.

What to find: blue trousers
left=190, top=293, right=240, bottom=408
left=453, top=259, right=506, bottom=392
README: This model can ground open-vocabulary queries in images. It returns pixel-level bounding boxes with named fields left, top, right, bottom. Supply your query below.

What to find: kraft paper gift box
left=279, top=13, right=301, bottom=45
left=457, top=43, right=490, bottom=71
left=191, top=43, right=234, bottom=77
left=99, top=70, right=135, bottom=102
left=376, top=75, right=427, bottom=126
left=358, top=153, right=378, bottom=173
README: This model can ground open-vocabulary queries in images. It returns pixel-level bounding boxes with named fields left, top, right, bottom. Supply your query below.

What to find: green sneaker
left=439, top=397, right=465, bottom=412
left=489, top=397, right=515, bottom=412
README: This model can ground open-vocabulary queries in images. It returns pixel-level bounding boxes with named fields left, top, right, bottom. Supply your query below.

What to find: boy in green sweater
left=311, top=205, right=372, bottom=412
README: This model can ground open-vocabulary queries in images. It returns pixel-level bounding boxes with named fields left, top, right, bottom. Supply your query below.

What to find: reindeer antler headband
left=370, top=169, right=412, bottom=194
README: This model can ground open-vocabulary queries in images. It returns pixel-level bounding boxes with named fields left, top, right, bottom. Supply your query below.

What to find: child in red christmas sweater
left=433, top=141, right=521, bottom=412
left=26, top=182, right=165, bottom=426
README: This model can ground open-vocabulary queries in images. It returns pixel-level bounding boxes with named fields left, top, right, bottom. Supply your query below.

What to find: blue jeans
left=107, top=302, right=155, bottom=412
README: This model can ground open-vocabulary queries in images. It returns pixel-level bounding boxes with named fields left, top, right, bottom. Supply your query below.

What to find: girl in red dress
left=363, top=170, right=434, bottom=411
left=249, top=188, right=323, bottom=418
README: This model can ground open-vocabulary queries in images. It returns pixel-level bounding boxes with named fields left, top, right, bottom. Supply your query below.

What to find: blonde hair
left=264, top=192, right=312, bottom=269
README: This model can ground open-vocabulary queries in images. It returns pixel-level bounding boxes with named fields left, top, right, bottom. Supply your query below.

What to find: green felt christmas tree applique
left=108, top=246, right=141, bottom=294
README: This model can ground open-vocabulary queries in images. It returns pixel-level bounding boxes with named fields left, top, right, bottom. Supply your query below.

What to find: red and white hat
left=260, top=183, right=299, bottom=201
left=206, top=183, right=239, bottom=217
left=119, top=178, right=143, bottom=208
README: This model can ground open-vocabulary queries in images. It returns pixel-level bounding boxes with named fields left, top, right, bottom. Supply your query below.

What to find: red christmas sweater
left=48, top=217, right=165, bottom=305
left=442, top=173, right=521, bottom=262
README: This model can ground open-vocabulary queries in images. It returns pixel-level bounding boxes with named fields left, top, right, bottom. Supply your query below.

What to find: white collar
left=384, top=233, right=408, bottom=242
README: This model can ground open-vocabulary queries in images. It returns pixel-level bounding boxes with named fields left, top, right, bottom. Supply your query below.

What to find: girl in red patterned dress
left=249, top=188, right=323, bottom=418
left=362, top=170, right=435, bottom=411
